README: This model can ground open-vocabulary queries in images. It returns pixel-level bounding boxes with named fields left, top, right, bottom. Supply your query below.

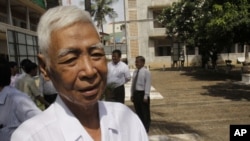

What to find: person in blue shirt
left=0, top=57, right=41, bottom=141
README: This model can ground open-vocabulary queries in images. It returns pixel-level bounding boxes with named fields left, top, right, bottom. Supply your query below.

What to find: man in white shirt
left=106, top=49, right=131, bottom=103
left=11, top=6, right=148, bottom=141
left=0, top=57, right=41, bottom=141
left=131, top=56, right=151, bottom=133
left=16, top=62, right=49, bottom=108
left=9, top=61, right=20, bottom=87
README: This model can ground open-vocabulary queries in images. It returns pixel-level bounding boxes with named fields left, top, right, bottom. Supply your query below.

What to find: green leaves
left=91, top=0, right=118, bottom=32
left=158, top=0, right=250, bottom=53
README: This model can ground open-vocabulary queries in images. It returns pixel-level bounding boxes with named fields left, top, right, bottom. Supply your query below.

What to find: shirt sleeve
left=125, top=68, right=131, bottom=83
left=28, top=79, right=42, bottom=97
left=15, top=95, right=41, bottom=122
left=144, top=70, right=151, bottom=99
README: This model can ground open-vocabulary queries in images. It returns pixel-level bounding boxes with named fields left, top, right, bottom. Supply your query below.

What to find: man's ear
left=38, top=53, right=50, bottom=80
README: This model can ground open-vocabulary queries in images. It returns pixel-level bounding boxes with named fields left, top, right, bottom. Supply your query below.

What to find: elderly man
left=11, top=6, right=148, bottom=141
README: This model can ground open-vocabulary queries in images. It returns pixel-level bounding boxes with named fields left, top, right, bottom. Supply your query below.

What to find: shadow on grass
left=201, top=82, right=250, bottom=101
left=151, top=66, right=250, bottom=101
left=165, top=66, right=250, bottom=101
left=152, top=66, right=242, bottom=81
left=149, top=120, right=205, bottom=136
left=181, top=70, right=241, bottom=81
left=127, top=104, right=206, bottom=138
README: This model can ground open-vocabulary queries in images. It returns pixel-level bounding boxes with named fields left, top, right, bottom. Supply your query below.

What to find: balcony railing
left=149, top=27, right=166, bottom=37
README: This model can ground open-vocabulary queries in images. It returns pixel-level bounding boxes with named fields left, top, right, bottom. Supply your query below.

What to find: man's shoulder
left=3, top=86, right=27, bottom=99
left=99, top=101, right=136, bottom=118
left=11, top=107, right=57, bottom=140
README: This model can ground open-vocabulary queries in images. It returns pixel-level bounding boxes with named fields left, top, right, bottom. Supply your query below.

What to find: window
left=152, top=10, right=164, bottom=28
left=155, top=46, right=171, bottom=56
left=7, top=30, right=38, bottom=72
left=154, top=39, right=172, bottom=56
left=236, top=44, right=244, bottom=53
left=221, top=44, right=236, bottom=53
left=187, top=45, right=195, bottom=55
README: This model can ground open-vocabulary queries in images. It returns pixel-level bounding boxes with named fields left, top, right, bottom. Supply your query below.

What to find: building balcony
left=149, top=27, right=167, bottom=39
left=0, top=22, right=37, bottom=35
left=149, top=0, right=178, bottom=9
left=0, top=0, right=46, bottom=15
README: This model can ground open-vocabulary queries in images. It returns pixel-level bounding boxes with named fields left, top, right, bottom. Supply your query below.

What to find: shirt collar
left=112, top=61, right=121, bottom=66
left=53, top=96, right=89, bottom=141
left=53, top=96, right=119, bottom=141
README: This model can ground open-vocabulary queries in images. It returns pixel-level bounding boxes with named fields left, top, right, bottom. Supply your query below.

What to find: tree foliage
left=91, top=0, right=118, bottom=32
left=158, top=0, right=250, bottom=67
left=85, top=0, right=92, bottom=13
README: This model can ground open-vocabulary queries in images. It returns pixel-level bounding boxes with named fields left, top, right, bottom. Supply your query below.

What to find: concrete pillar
left=235, top=44, right=238, bottom=53
left=26, top=7, right=30, bottom=30
left=7, top=0, right=13, bottom=25
left=195, top=47, right=199, bottom=55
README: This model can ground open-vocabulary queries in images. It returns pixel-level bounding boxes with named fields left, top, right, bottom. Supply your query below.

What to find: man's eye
left=63, top=57, right=77, bottom=64
left=91, top=53, right=104, bottom=59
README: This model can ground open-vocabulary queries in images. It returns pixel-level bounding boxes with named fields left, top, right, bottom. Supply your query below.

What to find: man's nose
left=78, top=57, right=97, bottom=79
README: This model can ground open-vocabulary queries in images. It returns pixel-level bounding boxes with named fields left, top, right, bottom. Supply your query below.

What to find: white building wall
left=125, top=0, right=245, bottom=68
left=126, top=0, right=178, bottom=68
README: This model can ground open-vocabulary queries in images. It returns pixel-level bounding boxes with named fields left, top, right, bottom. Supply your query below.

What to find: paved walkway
left=125, top=67, right=250, bottom=141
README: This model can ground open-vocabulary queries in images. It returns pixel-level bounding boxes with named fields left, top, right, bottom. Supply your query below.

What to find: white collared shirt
left=11, top=96, right=148, bottom=141
left=107, top=61, right=131, bottom=88
left=131, top=67, right=151, bottom=99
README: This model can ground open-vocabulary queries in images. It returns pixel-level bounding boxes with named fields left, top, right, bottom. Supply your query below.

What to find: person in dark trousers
left=131, top=56, right=151, bottom=133
left=106, top=49, right=131, bottom=103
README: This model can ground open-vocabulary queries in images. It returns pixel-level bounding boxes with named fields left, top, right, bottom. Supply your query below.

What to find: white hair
left=37, top=6, right=99, bottom=63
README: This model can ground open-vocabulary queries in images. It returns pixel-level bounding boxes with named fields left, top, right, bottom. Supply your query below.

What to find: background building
left=104, top=22, right=127, bottom=59
left=123, top=0, right=246, bottom=68
left=0, top=0, right=59, bottom=69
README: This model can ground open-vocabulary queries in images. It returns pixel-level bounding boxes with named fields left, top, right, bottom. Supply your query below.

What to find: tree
left=91, top=0, right=118, bottom=32
left=85, top=0, right=92, bottom=13
left=158, top=0, right=250, bottom=68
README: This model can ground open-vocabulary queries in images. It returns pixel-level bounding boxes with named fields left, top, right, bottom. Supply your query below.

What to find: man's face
left=111, top=52, right=120, bottom=64
left=11, top=65, right=18, bottom=75
left=40, top=22, right=107, bottom=108
left=135, top=58, right=144, bottom=69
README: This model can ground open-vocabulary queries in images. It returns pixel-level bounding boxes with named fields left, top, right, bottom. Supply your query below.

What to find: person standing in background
left=106, top=49, right=131, bottom=103
left=9, top=61, right=20, bottom=87
left=15, top=62, right=49, bottom=108
left=0, top=57, right=41, bottom=141
left=131, top=56, right=151, bottom=133
left=14, top=59, right=32, bottom=88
